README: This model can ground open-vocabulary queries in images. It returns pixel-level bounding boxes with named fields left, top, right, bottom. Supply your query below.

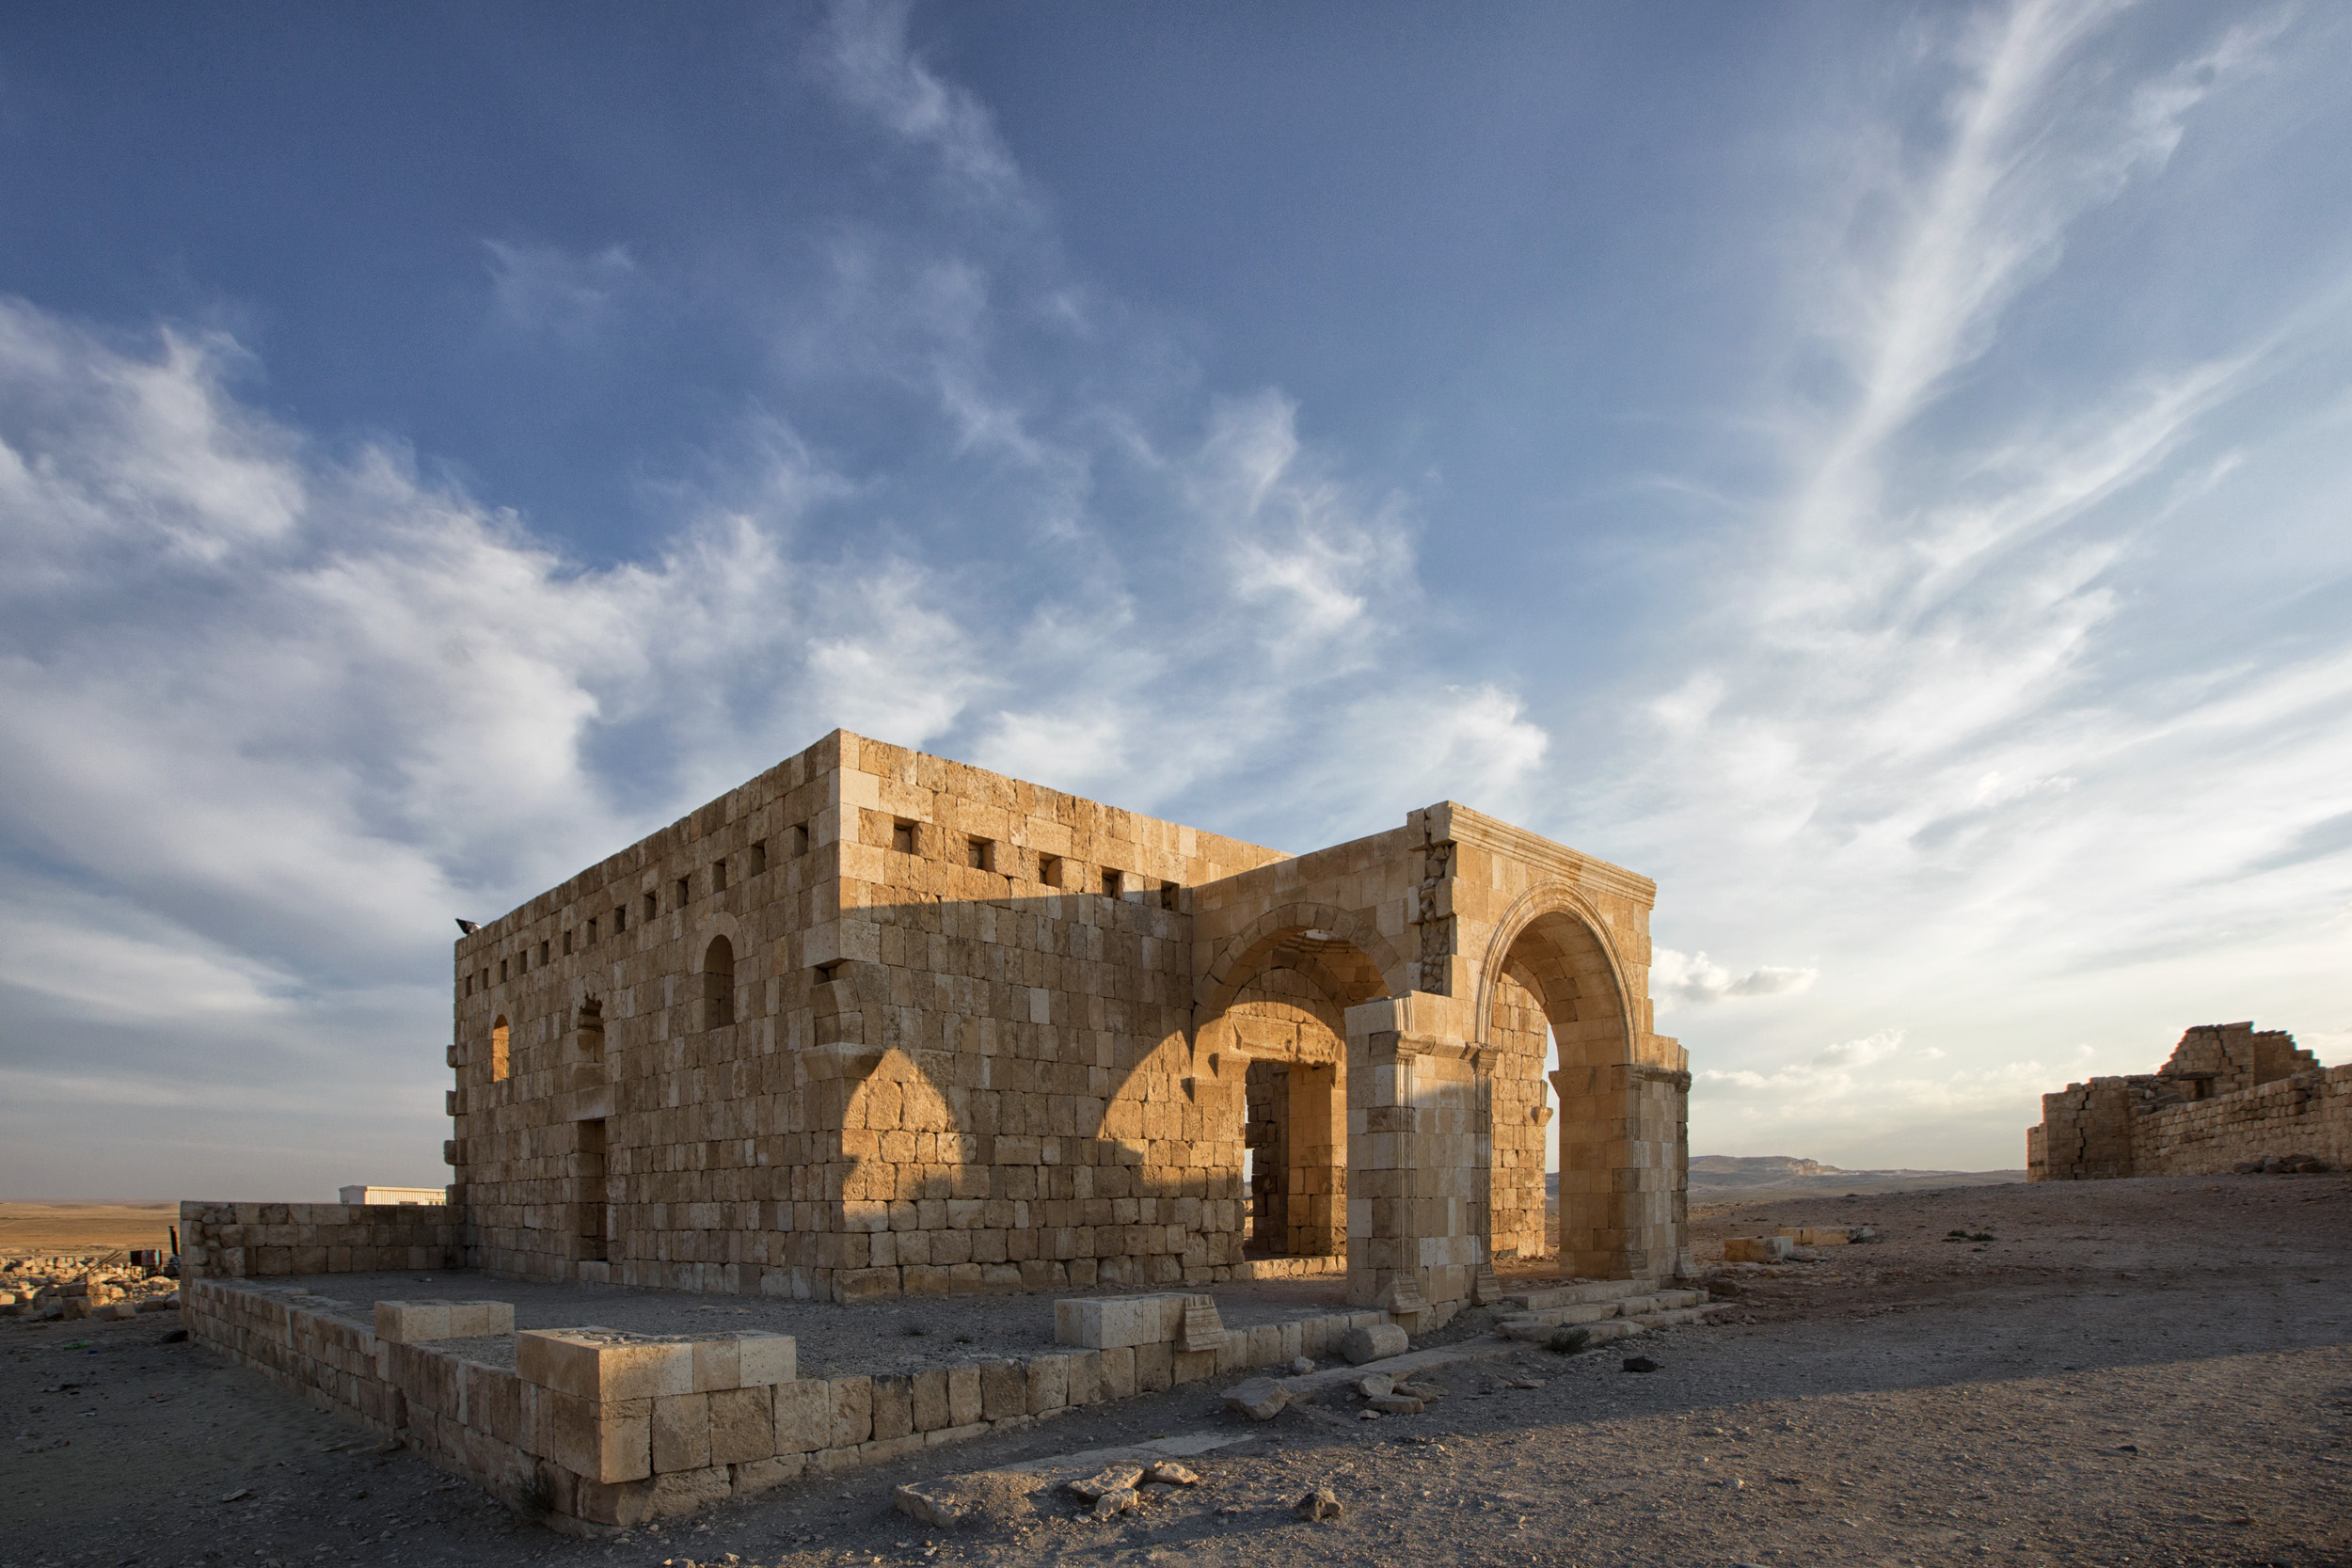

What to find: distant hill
left=1690, top=1155, right=1829, bottom=1179
left=1543, top=1158, right=2027, bottom=1199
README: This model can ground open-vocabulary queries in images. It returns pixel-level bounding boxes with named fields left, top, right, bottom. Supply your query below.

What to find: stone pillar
left=1551, top=1060, right=1687, bottom=1280
left=1343, top=995, right=1483, bottom=1323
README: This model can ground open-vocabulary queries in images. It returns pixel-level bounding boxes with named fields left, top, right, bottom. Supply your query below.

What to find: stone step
left=1498, top=1301, right=1626, bottom=1329
left=1617, top=1288, right=1710, bottom=1315
left=1504, top=1279, right=1649, bottom=1310
left=1490, top=1285, right=1712, bottom=1334
left=1644, top=1305, right=1721, bottom=1328
left=1497, top=1296, right=1726, bottom=1343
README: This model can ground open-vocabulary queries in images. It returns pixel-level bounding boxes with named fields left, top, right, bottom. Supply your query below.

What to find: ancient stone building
left=2029, top=1022, right=2347, bottom=1180
left=447, top=730, right=1691, bottom=1321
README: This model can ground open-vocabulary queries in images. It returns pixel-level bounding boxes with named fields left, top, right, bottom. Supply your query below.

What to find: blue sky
left=3, top=0, right=2347, bottom=1198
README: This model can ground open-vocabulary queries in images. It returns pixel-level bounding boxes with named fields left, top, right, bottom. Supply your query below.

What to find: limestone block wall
left=1486, top=968, right=1551, bottom=1262
left=183, top=1275, right=1396, bottom=1533
left=179, top=1201, right=465, bottom=1279
left=2132, top=1063, right=2352, bottom=1174
left=813, top=734, right=1289, bottom=1302
left=452, top=735, right=840, bottom=1288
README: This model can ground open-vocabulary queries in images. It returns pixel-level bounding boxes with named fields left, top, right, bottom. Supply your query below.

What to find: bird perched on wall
left=454, top=918, right=480, bottom=934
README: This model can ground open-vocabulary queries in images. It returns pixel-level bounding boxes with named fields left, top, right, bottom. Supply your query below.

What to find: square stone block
left=516, top=1329, right=695, bottom=1402
left=708, top=1386, right=776, bottom=1465
left=445, top=1301, right=516, bottom=1338
left=771, top=1379, right=830, bottom=1455
left=373, top=1300, right=452, bottom=1344
left=539, top=1388, right=653, bottom=1484
left=652, top=1393, right=711, bottom=1474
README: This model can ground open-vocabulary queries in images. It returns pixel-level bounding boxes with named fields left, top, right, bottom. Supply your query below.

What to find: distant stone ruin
left=2027, top=1022, right=2348, bottom=1180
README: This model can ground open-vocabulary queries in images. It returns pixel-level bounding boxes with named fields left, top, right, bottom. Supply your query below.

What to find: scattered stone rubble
left=0, top=1253, right=180, bottom=1323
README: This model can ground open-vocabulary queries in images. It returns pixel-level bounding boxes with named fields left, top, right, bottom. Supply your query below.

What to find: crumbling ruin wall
left=2028, top=1022, right=2344, bottom=1180
left=2133, top=1062, right=2352, bottom=1175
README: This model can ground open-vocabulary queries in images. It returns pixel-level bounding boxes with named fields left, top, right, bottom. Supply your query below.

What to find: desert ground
left=0, top=1203, right=179, bottom=1259
left=6, top=1174, right=2348, bottom=1568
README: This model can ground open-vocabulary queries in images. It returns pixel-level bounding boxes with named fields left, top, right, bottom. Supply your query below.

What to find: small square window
left=892, top=819, right=915, bottom=855
left=585, top=918, right=597, bottom=944
left=713, top=859, right=729, bottom=894
left=500, top=958, right=509, bottom=982
left=1103, top=869, right=1123, bottom=899
left=1039, top=854, right=1062, bottom=889
left=538, top=941, right=549, bottom=966
left=463, top=974, right=472, bottom=997
left=480, top=968, right=490, bottom=991
left=750, top=840, right=768, bottom=876
left=675, top=877, right=690, bottom=909
left=613, top=903, right=628, bottom=935
left=643, top=892, right=658, bottom=924
left=793, top=822, right=810, bottom=856
left=562, top=929, right=574, bottom=957
left=966, top=837, right=992, bottom=871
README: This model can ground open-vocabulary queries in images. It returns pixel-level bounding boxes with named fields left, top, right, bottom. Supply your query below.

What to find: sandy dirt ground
left=5, top=1174, right=2348, bottom=1568
left=0, top=1204, right=179, bottom=1258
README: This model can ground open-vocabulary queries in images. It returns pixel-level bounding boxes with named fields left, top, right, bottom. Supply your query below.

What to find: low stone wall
left=180, top=1201, right=465, bottom=1279
left=183, top=1275, right=1393, bottom=1533
left=2136, top=1064, right=2352, bottom=1175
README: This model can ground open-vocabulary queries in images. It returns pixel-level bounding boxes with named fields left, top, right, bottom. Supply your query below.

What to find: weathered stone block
left=771, top=1379, right=831, bottom=1455
left=516, top=1330, right=694, bottom=1402
left=708, top=1386, right=775, bottom=1465
left=652, top=1393, right=711, bottom=1474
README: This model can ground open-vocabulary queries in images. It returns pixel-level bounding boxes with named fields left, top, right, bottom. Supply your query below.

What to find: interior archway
left=490, top=1015, right=511, bottom=1083
left=1197, top=925, right=1387, bottom=1261
left=1479, top=901, right=1637, bottom=1273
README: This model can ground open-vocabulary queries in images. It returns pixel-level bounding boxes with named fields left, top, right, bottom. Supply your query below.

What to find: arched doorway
left=490, top=1015, right=511, bottom=1082
left=1476, top=892, right=1662, bottom=1280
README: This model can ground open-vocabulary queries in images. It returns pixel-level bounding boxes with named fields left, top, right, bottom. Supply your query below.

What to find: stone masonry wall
left=451, top=735, right=839, bottom=1289
left=180, top=1201, right=465, bottom=1279
left=2132, top=1062, right=2352, bottom=1175
left=453, top=730, right=1686, bottom=1309
left=816, top=734, right=1290, bottom=1302
left=182, top=1275, right=1394, bottom=1534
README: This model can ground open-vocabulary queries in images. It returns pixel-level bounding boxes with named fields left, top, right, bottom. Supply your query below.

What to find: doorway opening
left=575, top=1117, right=608, bottom=1264
left=1243, top=1058, right=1341, bottom=1257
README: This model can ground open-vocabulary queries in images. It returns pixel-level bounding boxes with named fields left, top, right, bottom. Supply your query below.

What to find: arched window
left=490, top=1016, right=511, bottom=1083
left=702, top=936, right=735, bottom=1029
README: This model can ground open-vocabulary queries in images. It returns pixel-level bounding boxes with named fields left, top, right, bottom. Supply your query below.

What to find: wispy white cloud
left=1611, top=0, right=2347, bottom=1165
left=1652, top=949, right=1819, bottom=1010
left=817, top=0, right=1026, bottom=205
left=0, top=3, right=1551, bottom=1196
left=485, top=239, right=639, bottom=339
